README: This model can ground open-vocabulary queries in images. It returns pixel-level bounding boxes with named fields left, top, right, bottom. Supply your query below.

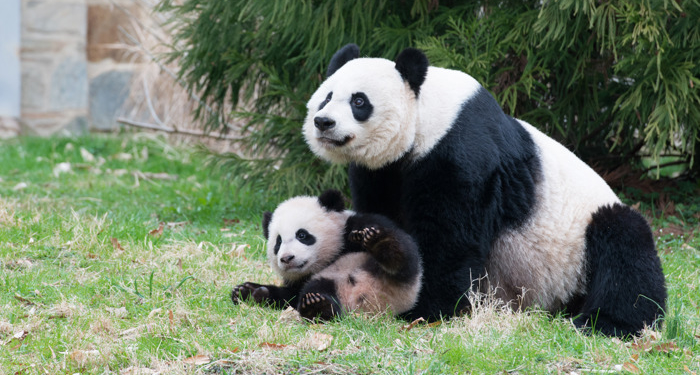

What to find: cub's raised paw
left=230, top=282, right=268, bottom=304
left=298, top=292, right=339, bottom=321
left=350, top=227, right=382, bottom=248
left=349, top=229, right=364, bottom=244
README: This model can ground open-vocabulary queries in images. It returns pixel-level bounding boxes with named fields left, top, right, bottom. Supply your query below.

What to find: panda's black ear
left=318, top=189, right=345, bottom=212
left=395, top=47, right=429, bottom=97
left=327, top=44, right=360, bottom=77
left=262, top=211, right=273, bottom=239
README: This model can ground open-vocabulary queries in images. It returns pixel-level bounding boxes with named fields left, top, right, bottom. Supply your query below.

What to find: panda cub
left=231, top=189, right=422, bottom=321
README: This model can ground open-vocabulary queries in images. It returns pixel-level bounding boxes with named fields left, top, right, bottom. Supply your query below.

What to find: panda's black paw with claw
left=349, top=227, right=383, bottom=249
left=230, top=282, right=269, bottom=305
left=349, top=229, right=364, bottom=244
left=298, top=292, right=339, bottom=321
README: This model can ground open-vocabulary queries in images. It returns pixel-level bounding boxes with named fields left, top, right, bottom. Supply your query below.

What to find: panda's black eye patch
left=350, top=92, right=373, bottom=122
left=296, top=229, right=316, bottom=245
left=318, top=92, right=333, bottom=110
left=274, top=235, right=282, bottom=255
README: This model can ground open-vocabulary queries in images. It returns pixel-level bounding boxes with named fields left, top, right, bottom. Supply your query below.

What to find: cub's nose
left=314, top=116, right=335, bottom=131
left=280, top=255, right=295, bottom=264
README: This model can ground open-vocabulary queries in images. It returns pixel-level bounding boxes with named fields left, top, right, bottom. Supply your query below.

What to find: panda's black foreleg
left=230, top=281, right=301, bottom=309
left=296, top=277, right=342, bottom=321
left=349, top=227, right=403, bottom=273
left=349, top=225, right=422, bottom=283
left=573, top=203, right=666, bottom=337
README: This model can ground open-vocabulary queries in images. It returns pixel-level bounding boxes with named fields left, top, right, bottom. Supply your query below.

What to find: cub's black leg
left=348, top=216, right=422, bottom=283
left=574, top=204, right=666, bottom=337
left=230, top=281, right=301, bottom=309
left=298, top=293, right=341, bottom=321
left=297, top=278, right=342, bottom=321
left=349, top=226, right=405, bottom=274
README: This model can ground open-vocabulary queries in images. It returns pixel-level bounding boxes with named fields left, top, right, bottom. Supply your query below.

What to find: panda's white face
left=303, top=58, right=418, bottom=170
left=266, top=196, right=351, bottom=282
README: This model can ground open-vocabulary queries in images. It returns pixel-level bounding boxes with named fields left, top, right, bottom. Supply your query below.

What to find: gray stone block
left=21, top=64, right=47, bottom=110
left=62, top=115, right=88, bottom=135
left=49, top=56, right=88, bottom=111
left=89, top=70, right=133, bottom=130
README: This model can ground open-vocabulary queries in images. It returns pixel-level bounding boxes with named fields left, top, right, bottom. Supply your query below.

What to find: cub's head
left=303, top=44, right=429, bottom=170
left=262, top=189, right=352, bottom=282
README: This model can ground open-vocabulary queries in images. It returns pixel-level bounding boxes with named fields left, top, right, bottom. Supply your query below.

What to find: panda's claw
left=350, top=227, right=383, bottom=249
left=365, top=227, right=380, bottom=242
left=361, top=227, right=382, bottom=248
left=349, top=229, right=364, bottom=243
left=298, top=292, right=337, bottom=321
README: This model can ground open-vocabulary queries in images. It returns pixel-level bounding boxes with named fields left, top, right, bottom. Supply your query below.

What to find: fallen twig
left=116, top=117, right=243, bottom=140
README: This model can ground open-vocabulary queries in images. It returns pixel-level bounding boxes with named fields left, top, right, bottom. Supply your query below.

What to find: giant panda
left=302, top=44, right=667, bottom=336
left=231, top=189, right=423, bottom=321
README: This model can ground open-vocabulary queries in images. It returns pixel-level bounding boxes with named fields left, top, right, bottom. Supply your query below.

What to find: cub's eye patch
left=274, top=235, right=282, bottom=254
left=318, top=92, right=333, bottom=110
left=296, top=229, right=316, bottom=245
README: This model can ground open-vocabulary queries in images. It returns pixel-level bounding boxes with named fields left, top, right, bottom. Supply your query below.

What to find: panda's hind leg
left=297, top=278, right=342, bottom=321
left=574, top=203, right=666, bottom=337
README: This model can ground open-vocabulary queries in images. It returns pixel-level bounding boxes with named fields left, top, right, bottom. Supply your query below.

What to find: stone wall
left=21, top=0, right=89, bottom=135
left=19, top=0, right=143, bottom=136
left=86, top=0, right=142, bottom=131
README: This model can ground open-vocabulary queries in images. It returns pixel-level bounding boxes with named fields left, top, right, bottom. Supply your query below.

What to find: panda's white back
left=487, top=120, right=621, bottom=311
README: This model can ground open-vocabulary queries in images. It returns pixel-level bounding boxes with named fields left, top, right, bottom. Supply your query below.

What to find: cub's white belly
left=314, top=253, right=421, bottom=315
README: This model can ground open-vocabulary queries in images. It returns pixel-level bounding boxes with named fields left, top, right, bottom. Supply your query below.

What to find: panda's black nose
left=314, top=116, right=335, bottom=131
left=280, top=255, right=295, bottom=264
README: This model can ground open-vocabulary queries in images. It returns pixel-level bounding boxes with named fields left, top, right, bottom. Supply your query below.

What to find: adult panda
left=231, top=189, right=423, bottom=321
left=302, top=44, right=666, bottom=336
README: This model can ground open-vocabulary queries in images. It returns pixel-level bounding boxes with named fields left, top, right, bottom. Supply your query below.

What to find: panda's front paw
left=231, top=282, right=268, bottom=305
left=349, top=229, right=364, bottom=244
left=298, top=292, right=340, bottom=321
left=350, top=227, right=383, bottom=249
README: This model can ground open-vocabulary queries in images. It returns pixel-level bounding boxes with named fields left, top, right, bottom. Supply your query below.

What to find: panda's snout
left=314, top=116, right=335, bottom=131
left=280, top=254, right=295, bottom=264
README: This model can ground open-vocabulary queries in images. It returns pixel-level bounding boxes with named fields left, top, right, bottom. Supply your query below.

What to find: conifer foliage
left=158, top=0, right=699, bottom=195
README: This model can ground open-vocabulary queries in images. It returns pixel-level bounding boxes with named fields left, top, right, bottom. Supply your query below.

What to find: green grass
left=1, top=134, right=699, bottom=374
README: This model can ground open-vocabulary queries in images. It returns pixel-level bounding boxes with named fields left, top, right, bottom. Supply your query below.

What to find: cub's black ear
left=262, top=211, right=273, bottom=239
left=327, top=44, right=360, bottom=77
left=395, top=47, right=429, bottom=97
left=318, top=189, right=345, bottom=212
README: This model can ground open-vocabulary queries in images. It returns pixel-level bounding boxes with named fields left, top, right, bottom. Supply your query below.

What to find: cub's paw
left=349, top=227, right=383, bottom=249
left=348, top=229, right=365, bottom=244
left=298, top=292, right=339, bottom=322
left=350, top=227, right=386, bottom=249
left=230, top=282, right=268, bottom=304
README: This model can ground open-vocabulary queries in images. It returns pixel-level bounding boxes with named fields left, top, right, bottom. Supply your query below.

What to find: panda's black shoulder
left=407, top=87, right=542, bottom=231
left=459, top=87, right=536, bottom=157
left=423, top=87, right=540, bottom=179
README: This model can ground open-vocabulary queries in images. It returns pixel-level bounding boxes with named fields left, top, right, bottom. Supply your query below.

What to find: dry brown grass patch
left=0, top=198, right=17, bottom=226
